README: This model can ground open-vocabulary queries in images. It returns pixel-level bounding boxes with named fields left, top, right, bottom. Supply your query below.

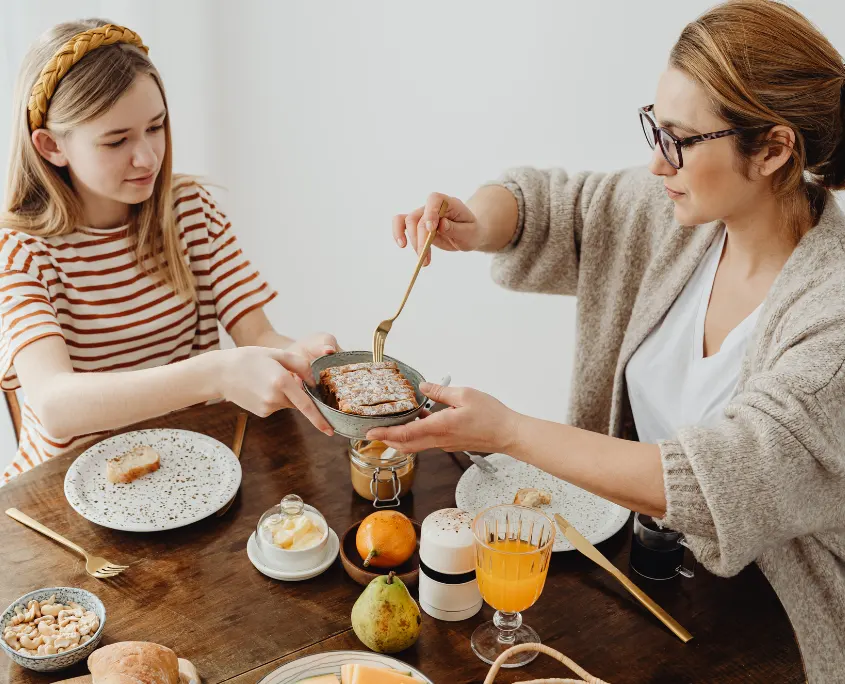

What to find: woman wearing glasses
left=370, top=1, right=845, bottom=680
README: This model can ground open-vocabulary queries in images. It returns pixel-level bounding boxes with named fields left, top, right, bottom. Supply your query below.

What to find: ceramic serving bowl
left=339, top=520, right=422, bottom=588
left=0, top=587, right=106, bottom=673
left=304, top=351, right=427, bottom=439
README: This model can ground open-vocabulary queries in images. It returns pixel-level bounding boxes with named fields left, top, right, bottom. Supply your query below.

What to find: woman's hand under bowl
left=366, top=383, right=521, bottom=455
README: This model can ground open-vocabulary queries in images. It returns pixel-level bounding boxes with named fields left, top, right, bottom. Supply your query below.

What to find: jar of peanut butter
left=348, top=439, right=417, bottom=508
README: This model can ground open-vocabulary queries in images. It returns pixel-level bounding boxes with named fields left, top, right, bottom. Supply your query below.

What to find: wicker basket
left=483, top=643, right=611, bottom=684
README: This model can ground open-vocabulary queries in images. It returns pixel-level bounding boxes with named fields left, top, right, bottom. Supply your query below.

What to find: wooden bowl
left=340, top=519, right=421, bottom=588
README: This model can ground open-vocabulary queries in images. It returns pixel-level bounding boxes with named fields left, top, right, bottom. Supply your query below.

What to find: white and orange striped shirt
left=0, top=182, right=277, bottom=484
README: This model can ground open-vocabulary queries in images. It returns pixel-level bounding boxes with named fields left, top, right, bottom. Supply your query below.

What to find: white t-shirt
left=626, top=229, right=762, bottom=444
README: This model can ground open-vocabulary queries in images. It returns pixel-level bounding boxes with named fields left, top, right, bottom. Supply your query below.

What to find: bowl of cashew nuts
left=0, top=587, right=106, bottom=672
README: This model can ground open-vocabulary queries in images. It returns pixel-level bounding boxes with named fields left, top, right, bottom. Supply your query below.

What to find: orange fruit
left=356, top=511, right=416, bottom=569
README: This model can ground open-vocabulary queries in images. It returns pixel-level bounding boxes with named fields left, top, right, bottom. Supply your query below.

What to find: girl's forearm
left=38, top=351, right=223, bottom=439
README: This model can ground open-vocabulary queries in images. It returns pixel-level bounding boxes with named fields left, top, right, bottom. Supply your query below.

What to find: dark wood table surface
left=0, top=402, right=804, bottom=684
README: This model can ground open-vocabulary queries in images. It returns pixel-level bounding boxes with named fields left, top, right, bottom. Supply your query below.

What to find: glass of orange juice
left=471, top=504, right=556, bottom=667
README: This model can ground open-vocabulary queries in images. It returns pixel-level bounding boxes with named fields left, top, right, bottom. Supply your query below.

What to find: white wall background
left=1, top=1, right=843, bottom=462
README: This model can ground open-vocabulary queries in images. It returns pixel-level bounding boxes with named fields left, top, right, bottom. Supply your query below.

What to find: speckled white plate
left=64, top=429, right=241, bottom=532
left=257, top=650, right=432, bottom=683
left=455, top=453, right=631, bottom=552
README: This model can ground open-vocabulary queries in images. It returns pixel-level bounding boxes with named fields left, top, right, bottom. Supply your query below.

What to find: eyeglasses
left=638, top=104, right=770, bottom=170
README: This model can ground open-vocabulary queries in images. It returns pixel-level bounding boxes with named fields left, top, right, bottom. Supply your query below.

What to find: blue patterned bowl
left=304, top=351, right=427, bottom=439
left=0, top=587, right=106, bottom=672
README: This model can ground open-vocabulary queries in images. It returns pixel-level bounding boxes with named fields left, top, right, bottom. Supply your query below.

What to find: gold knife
left=554, top=513, right=693, bottom=643
left=215, top=412, right=248, bottom=517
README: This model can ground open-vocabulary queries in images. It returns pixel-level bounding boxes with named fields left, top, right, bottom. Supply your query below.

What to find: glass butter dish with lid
left=255, top=494, right=329, bottom=571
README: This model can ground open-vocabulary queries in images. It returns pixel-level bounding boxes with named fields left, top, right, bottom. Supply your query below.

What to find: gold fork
left=372, top=199, right=449, bottom=362
left=5, top=508, right=129, bottom=579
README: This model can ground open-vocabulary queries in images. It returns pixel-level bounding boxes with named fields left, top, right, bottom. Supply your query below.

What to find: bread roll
left=178, top=658, right=201, bottom=684
left=88, top=641, right=179, bottom=684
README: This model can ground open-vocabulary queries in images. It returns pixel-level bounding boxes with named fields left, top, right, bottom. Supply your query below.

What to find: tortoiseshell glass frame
left=638, top=104, right=769, bottom=170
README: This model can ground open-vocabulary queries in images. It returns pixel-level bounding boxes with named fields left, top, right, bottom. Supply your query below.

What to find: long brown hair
left=670, top=0, right=845, bottom=239
left=2, top=19, right=195, bottom=298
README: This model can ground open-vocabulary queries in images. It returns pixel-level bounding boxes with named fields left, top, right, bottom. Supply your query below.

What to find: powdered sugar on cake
left=318, top=361, right=419, bottom=416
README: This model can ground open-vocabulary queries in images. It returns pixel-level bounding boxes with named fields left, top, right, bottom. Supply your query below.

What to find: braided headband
left=28, top=23, right=148, bottom=132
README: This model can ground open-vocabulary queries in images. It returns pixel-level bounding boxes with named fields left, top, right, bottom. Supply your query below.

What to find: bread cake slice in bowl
left=304, top=351, right=427, bottom=439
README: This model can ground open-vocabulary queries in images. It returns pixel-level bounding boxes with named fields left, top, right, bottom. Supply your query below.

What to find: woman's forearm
left=39, top=352, right=222, bottom=439
left=509, top=415, right=667, bottom=516
left=467, top=185, right=520, bottom=253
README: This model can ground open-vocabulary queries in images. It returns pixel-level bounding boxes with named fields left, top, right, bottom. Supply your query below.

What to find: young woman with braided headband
left=0, top=20, right=340, bottom=485
left=370, top=2, right=845, bottom=679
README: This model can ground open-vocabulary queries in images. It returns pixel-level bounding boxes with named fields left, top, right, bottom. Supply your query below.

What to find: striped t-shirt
left=0, top=181, right=277, bottom=484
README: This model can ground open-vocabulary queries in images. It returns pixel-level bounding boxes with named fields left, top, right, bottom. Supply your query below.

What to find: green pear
left=351, top=571, right=422, bottom=654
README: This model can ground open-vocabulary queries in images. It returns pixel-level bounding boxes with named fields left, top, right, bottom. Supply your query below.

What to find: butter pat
left=263, top=511, right=325, bottom=551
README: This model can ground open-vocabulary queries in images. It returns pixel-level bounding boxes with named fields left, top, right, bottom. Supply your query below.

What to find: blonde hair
left=670, top=0, right=845, bottom=239
left=3, top=19, right=195, bottom=299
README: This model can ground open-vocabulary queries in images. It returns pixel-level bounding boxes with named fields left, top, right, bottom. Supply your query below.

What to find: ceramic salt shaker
left=418, top=508, right=483, bottom=621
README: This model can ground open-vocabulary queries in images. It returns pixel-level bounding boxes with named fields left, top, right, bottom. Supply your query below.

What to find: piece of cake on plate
left=106, top=446, right=161, bottom=484
left=513, top=488, right=552, bottom=508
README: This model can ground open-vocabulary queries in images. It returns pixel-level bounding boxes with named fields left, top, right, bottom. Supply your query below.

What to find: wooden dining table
left=0, top=402, right=805, bottom=683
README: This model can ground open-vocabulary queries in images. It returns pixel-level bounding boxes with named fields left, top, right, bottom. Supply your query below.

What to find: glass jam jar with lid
left=348, top=439, right=417, bottom=508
